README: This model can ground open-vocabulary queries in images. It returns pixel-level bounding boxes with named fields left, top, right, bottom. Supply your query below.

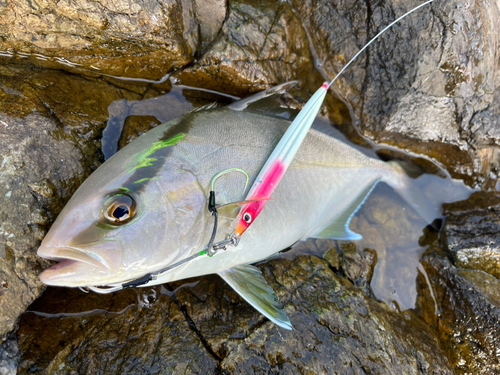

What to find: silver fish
left=37, top=90, right=444, bottom=329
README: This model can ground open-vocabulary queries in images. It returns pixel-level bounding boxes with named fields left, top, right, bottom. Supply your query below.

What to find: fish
left=233, top=0, right=436, bottom=238
left=37, top=90, right=442, bottom=329
left=37, top=1, right=447, bottom=329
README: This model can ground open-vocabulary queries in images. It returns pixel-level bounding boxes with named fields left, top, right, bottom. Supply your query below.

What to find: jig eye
left=102, top=194, right=136, bottom=224
left=243, top=213, right=252, bottom=224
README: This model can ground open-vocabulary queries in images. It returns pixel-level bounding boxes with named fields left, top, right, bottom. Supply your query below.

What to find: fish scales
left=38, top=105, right=409, bottom=287
left=37, top=0, right=447, bottom=328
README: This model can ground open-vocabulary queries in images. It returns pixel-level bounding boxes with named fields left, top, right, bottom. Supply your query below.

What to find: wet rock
left=337, top=242, right=378, bottom=295
left=441, top=191, right=500, bottom=279
left=320, top=0, right=499, bottom=185
left=0, top=0, right=498, bottom=371
left=28, top=179, right=57, bottom=199
left=16, top=287, right=218, bottom=374
left=175, top=0, right=326, bottom=97
left=416, top=246, right=500, bottom=374
left=0, top=112, right=91, bottom=341
left=102, top=82, right=234, bottom=158
left=468, top=87, right=500, bottom=146
left=16, top=256, right=453, bottom=373
left=0, top=64, right=157, bottom=340
left=350, top=184, right=430, bottom=311
left=322, top=248, right=340, bottom=270
left=198, top=0, right=497, bottom=186
left=0, top=0, right=227, bottom=80
left=118, top=115, right=162, bottom=150
left=0, top=336, right=19, bottom=375
left=0, top=63, right=145, bottom=168
left=195, top=0, right=227, bottom=51
left=176, top=256, right=453, bottom=373
left=0, top=61, right=241, bottom=343
left=347, top=247, right=377, bottom=287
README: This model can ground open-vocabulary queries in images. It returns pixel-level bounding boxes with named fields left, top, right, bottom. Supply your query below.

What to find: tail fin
left=383, top=161, right=442, bottom=225
left=383, top=161, right=475, bottom=225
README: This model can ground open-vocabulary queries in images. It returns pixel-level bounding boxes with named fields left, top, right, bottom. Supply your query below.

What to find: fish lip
left=38, top=246, right=110, bottom=271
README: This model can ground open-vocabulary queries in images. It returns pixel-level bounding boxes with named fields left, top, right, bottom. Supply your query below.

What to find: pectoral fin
left=219, top=264, right=292, bottom=330
left=313, top=179, right=380, bottom=240
left=216, top=198, right=273, bottom=218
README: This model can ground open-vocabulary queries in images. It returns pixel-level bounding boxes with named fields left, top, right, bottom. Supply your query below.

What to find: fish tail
left=383, top=161, right=442, bottom=225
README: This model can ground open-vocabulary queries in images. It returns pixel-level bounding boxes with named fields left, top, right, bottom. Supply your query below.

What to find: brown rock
left=118, top=115, right=162, bottom=150
left=0, top=63, right=152, bottom=340
left=0, top=113, right=87, bottom=341
left=0, top=0, right=227, bottom=80
left=17, top=287, right=218, bottom=374
left=16, top=256, right=453, bottom=374
left=175, top=0, right=326, bottom=97
left=416, top=246, right=500, bottom=374
left=442, top=191, right=500, bottom=279
left=290, top=0, right=500, bottom=186
left=184, top=0, right=500, bottom=187
left=323, top=248, right=340, bottom=270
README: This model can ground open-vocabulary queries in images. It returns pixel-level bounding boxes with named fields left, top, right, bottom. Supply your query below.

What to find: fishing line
left=206, top=190, right=218, bottom=256
left=328, top=0, right=435, bottom=89
left=86, top=0, right=436, bottom=292
left=88, top=235, right=241, bottom=292
left=206, top=168, right=249, bottom=256
left=292, top=0, right=436, bottom=132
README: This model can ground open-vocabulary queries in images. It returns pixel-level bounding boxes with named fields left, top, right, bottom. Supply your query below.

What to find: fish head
left=38, top=132, right=207, bottom=287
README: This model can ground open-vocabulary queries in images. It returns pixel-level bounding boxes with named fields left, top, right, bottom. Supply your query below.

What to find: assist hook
left=206, top=168, right=249, bottom=256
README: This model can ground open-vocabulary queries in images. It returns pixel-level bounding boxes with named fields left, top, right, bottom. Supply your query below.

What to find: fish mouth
left=39, top=247, right=110, bottom=271
left=38, top=246, right=112, bottom=286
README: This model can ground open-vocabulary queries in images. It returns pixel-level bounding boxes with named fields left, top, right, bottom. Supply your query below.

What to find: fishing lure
left=233, top=0, right=435, bottom=238
left=87, top=0, right=436, bottom=292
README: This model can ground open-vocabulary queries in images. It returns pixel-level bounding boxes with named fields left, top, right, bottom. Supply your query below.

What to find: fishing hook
left=211, top=168, right=249, bottom=193
left=206, top=168, right=249, bottom=256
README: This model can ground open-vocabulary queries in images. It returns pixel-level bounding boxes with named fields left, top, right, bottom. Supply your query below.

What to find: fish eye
left=102, top=194, right=136, bottom=224
left=243, top=213, right=252, bottom=223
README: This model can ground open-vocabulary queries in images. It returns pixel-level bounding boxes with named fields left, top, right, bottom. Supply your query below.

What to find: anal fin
left=313, top=179, right=380, bottom=240
left=219, top=264, right=292, bottom=330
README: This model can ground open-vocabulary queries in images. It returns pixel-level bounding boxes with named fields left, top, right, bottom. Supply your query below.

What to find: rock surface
left=0, top=336, right=18, bottom=375
left=0, top=0, right=499, bottom=372
left=0, top=63, right=150, bottom=340
left=289, top=0, right=500, bottom=186
left=178, top=0, right=500, bottom=186
left=442, top=191, right=500, bottom=279
left=17, top=288, right=218, bottom=374
left=0, top=0, right=227, bottom=80
left=17, top=255, right=454, bottom=374
left=177, top=0, right=321, bottom=92
left=416, top=246, right=500, bottom=374
left=0, top=112, right=88, bottom=341
left=0, top=60, right=233, bottom=342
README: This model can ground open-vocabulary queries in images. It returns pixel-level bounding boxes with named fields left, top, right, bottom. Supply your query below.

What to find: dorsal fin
left=185, top=102, right=219, bottom=114
left=228, top=81, right=299, bottom=120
